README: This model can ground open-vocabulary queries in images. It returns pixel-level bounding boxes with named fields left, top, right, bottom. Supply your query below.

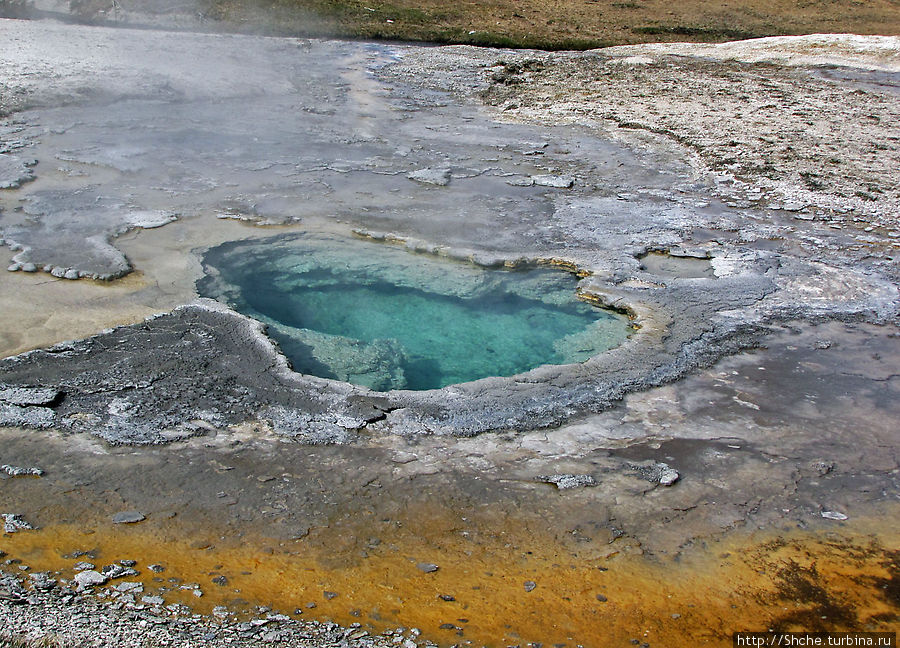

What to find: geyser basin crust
left=197, top=234, right=631, bottom=391
left=0, top=245, right=779, bottom=444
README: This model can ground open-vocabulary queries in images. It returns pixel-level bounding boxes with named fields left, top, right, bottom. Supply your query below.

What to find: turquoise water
left=198, top=235, right=630, bottom=391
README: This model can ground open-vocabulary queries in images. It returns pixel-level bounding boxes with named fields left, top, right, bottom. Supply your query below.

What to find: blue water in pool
left=198, top=235, right=630, bottom=391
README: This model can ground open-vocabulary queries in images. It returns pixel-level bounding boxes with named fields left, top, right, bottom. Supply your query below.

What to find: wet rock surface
left=0, top=153, right=36, bottom=189
left=0, top=17, right=897, bottom=648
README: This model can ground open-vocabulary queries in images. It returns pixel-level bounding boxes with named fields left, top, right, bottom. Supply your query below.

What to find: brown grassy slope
left=203, top=0, right=900, bottom=48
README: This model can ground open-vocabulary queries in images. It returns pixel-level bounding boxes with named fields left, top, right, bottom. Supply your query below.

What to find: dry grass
left=0, top=634, right=66, bottom=648
left=201, top=0, right=900, bottom=49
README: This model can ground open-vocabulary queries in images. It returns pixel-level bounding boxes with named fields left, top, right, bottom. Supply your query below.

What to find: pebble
left=821, top=510, right=848, bottom=521
left=537, top=474, right=596, bottom=489
left=657, top=466, right=680, bottom=487
left=524, top=581, right=537, bottom=592
left=407, top=168, right=452, bottom=186
left=111, top=511, right=146, bottom=524
left=0, top=464, right=44, bottom=477
left=416, top=563, right=439, bottom=574
left=2, top=513, right=34, bottom=533
left=74, top=570, right=107, bottom=590
left=141, top=595, right=165, bottom=606
left=102, top=564, right=139, bottom=579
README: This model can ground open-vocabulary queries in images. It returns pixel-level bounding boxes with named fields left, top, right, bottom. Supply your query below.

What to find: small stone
left=102, top=564, right=138, bottom=579
left=111, top=511, right=145, bottom=524
left=74, top=570, right=107, bottom=589
left=1, top=465, right=44, bottom=477
left=21, top=263, right=37, bottom=273
left=821, top=510, right=848, bottom=521
left=2, top=513, right=34, bottom=533
left=119, top=559, right=137, bottom=567
left=323, top=591, right=338, bottom=599
left=141, top=595, right=164, bottom=606
left=211, top=575, right=228, bottom=586
left=148, top=564, right=165, bottom=573
left=657, top=466, right=679, bottom=487
left=524, top=580, right=537, bottom=592
left=438, top=594, right=455, bottom=602
left=671, top=613, right=681, bottom=619
left=63, top=269, right=80, bottom=280
left=305, top=602, right=317, bottom=608
left=73, top=562, right=95, bottom=571
left=532, top=174, right=574, bottom=189
left=595, top=593, right=607, bottom=602
left=408, top=168, right=452, bottom=186
left=29, top=572, right=56, bottom=592
left=416, top=563, right=439, bottom=573
left=537, top=474, right=596, bottom=490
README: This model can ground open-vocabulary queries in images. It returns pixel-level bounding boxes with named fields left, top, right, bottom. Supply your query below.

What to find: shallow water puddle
left=198, top=235, right=630, bottom=390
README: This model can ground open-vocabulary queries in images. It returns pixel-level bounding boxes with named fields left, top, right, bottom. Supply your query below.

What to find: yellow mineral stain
left=2, top=506, right=897, bottom=647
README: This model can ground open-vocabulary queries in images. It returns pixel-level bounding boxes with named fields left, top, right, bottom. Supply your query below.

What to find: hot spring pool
left=198, top=235, right=631, bottom=391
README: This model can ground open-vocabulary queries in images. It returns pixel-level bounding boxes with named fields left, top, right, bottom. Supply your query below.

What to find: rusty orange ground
left=2, top=501, right=897, bottom=647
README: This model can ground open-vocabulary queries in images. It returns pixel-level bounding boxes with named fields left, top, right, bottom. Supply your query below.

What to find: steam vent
left=0, top=9, right=898, bottom=648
